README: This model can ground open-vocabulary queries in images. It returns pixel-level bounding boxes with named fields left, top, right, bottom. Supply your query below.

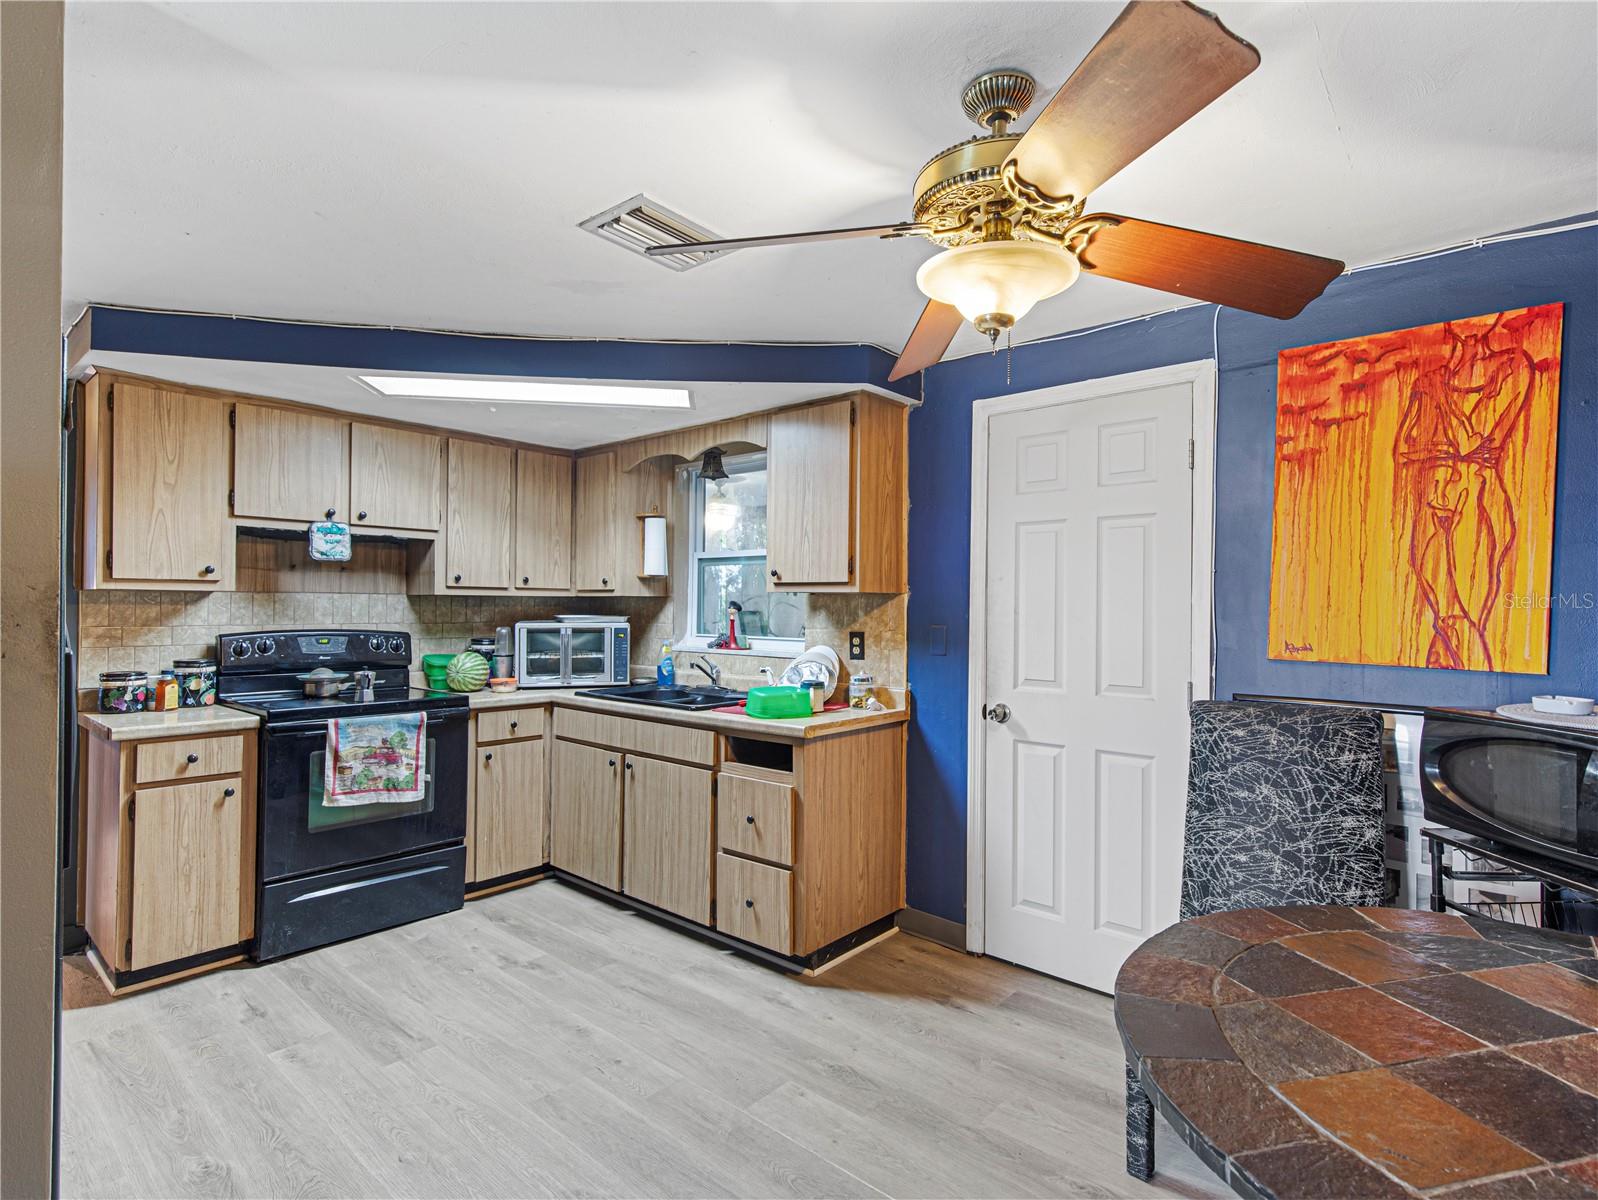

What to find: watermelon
left=445, top=651, right=490, bottom=692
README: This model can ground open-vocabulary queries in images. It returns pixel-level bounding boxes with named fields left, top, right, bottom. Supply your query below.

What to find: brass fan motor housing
left=911, top=133, right=1086, bottom=248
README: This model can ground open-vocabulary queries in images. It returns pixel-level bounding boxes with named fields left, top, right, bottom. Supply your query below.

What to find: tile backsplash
left=75, top=589, right=905, bottom=697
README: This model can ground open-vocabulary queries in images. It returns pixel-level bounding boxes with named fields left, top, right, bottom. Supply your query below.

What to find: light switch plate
left=848, top=631, right=865, bottom=660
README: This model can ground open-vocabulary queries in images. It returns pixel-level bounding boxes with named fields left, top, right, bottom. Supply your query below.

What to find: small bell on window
left=699, top=446, right=729, bottom=482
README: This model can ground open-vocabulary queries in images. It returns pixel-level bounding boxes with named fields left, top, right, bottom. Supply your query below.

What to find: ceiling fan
left=644, top=1, right=1344, bottom=380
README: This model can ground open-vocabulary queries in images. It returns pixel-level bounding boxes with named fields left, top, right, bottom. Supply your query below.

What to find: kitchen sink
left=575, top=682, right=746, bottom=711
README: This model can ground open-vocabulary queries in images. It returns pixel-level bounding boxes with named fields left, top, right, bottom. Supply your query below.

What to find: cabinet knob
left=222, top=787, right=235, bottom=798
left=624, top=761, right=633, bottom=771
left=186, top=753, right=199, bottom=764
left=484, top=752, right=493, bottom=762
left=453, top=574, right=462, bottom=584
left=201, top=564, right=216, bottom=576
left=744, top=898, right=754, bottom=909
left=769, top=569, right=780, bottom=580
left=608, top=758, right=616, bottom=768
left=601, top=577, right=609, bottom=587
left=522, top=576, right=530, bottom=586
left=357, top=510, right=368, bottom=521
left=325, top=508, right=336, bottom=519
left=745, top=814, right=755, bottom=825
left=509, top=720, right=518, bottom=731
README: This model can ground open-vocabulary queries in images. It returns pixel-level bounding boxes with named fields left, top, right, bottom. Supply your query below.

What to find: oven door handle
left=268, top=708, right=469, bottom=736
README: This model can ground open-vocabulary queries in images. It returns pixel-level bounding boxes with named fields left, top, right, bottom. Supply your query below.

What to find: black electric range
left=218, top=630, right=471, bottom=960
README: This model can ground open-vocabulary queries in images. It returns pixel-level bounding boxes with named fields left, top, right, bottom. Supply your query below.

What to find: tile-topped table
left=1115, top=906, right=1598, bottom=1198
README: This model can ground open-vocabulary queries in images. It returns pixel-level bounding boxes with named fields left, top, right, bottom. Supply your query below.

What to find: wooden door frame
left=964, top=359, right=1217, bottom=956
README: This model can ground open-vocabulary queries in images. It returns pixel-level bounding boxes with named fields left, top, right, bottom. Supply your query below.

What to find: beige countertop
left=465, top=685, right=908, bottom=740
left=78, top=705, right=262, bottom=741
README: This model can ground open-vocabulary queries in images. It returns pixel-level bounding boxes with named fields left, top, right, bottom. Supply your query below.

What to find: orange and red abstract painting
left=1268, top=304, right=1563, bottom=673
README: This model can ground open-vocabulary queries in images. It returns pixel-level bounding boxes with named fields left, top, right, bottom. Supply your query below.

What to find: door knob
left=222, top=787, right=235, bottom=798
left=484, top=752, right=493, bottom=762
left=983, top=702, right=1011, bottom=724
left=325, top=508, right=336, bottom=519
left=357, top=510, right=368, bottom=521
left=608, top=758, right=616, bottom=768
left=522, top=576, right=530, bottom=586
left=601, top=577, right=609, bottom=586
left=201, top=564, right=215, bottom=576
left=745, top=814, right=755, bottom=825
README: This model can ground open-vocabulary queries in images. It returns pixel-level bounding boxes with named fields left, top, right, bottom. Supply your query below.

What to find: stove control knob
left=255, top=637, right=276, bottom=657
left=229, top=640, right=251, bottom=658
left=387, top=636, right=406, bottom=656
left=368, top=635, right=386, bottom=654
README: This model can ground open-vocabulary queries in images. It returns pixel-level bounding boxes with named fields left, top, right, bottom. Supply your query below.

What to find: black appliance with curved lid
left=217, top=630, right=470, bottom=960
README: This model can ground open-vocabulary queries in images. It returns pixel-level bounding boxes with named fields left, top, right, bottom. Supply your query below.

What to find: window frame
left=677, top=451, right=805, bottom=656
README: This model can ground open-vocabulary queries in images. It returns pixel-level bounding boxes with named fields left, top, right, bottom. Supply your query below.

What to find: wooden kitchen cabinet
left=100, top=380, right=234, bottom=586
left=474, top=735, right=547, bottom=884
left=515, top=448, right=572, bottom=592
left=765, top=392, right=907, bottom=593
left=82, top=725, right=256, bottom=992
left=572, top=451, right=670, bottom=596
left=349, top=422, right=442, bottom=531
left=445, top=439, right=514, bottom=589
left=551, top=738, right=623, bottom=889
left=622, top=755, right=714, bottom=924
left=232, top=402, right=349, bottom=523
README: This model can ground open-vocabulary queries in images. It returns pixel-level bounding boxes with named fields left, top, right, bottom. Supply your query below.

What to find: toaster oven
left=514, top=619, right=630, bottom=688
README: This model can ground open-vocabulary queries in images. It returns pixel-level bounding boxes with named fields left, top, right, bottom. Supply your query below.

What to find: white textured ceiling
left=63, top=1, right=1597, bottom=398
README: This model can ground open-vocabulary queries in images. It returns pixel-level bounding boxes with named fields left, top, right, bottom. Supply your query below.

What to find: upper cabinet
left=445, top=439, right=514, bottom=589
left=573, top=451, right=669, bottom=596
left=766, top=392, right=906, bottom=593
left=516, top=449, right=572, bottom=592
left=232, top=403, right=348, bottom=523
left=93, top=379, right=233, bottom=587
left=349, top=423, right=442, bottom=532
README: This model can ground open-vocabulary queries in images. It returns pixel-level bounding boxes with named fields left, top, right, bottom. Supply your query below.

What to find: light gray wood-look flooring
left=61, top=881, right=1223, bottom=1199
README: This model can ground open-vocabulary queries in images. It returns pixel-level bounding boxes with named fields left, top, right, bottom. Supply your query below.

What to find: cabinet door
left=551, top=740, right=622, bottom=888
left=445, top=439, right=514, bottom=589
left=622, top=755, right=714, bottom=924
left=109, top=382, right=232, bottom=584
left=572, top=452, right=617, bottom=591
left=349, top=423, right=442, bottom=531
left=516, top=449, right=572, bottom=591
left=232, top=403, right=348, bottom=522
left=766, top=399, right=854, bottom=585
left=128, top=777, right=244, bottom=969
left=474, top=737, right=547, bottom=882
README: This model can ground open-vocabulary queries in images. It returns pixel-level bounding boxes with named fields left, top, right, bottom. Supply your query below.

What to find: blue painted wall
left=905, top=223, right=1598, bottom=925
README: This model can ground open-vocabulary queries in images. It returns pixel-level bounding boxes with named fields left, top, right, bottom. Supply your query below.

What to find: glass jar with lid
left=172, top=659, right=217, bottom=707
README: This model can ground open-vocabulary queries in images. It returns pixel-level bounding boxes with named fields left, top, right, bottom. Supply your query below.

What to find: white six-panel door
left=974, top=364, right=1211, bottom=993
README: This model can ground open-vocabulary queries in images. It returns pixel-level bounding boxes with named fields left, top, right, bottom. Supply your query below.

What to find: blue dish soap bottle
left=657, top=642, right=675, bottom=686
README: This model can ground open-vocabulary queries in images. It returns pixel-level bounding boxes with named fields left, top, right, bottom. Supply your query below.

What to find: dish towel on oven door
left=323, top=713, right=427, bottom=805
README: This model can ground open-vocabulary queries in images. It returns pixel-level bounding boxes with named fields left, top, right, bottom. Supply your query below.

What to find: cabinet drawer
left=717, top=769, right=794, bottom=867
left=555, top=707, right=714, bottom=767
left=136, top=735, right=244, bottom=785
left=716, top=852, right=792, bottom=955
left=477, top=707, right=543, bottom=744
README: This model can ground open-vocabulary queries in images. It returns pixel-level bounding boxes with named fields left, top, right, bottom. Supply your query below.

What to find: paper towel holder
left=637, top=512, right=668, bottom=578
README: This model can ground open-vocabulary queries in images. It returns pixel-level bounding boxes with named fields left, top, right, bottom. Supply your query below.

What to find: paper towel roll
left=642, top=514, right=668, bottom=577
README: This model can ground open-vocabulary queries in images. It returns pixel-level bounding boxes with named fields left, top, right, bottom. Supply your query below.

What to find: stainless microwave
left=514, top=620, right=630, bottom=688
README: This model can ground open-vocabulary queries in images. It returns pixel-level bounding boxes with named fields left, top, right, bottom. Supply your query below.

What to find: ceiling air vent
left=579, top=194, right=723, bottom=271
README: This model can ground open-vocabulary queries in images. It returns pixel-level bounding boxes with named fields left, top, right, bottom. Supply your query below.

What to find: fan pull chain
left=1006, top=327, right=1013, bottom=386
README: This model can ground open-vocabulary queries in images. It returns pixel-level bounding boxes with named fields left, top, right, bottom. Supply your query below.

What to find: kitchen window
left=683, top=453, right=805, bottom=652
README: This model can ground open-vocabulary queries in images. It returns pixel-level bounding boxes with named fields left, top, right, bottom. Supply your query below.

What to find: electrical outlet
left=848, top=631, right=865, bottom=660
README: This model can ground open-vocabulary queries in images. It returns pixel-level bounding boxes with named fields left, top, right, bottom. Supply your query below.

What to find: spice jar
left=98, top=670, right=149, bottom=714
left=147, top=670, right=180, bottom=712
left=848, top=673, right=875, bottom=709
left=172, top=659, right=217, bottom=707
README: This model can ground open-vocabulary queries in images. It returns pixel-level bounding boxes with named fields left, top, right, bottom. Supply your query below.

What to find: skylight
left=355, top=376, right=692, bottom=408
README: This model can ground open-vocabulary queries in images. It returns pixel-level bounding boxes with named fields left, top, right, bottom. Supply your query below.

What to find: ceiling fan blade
left=1007, top=1, right=1260, bottom=205
left=643, top=222, right=927, bottom=258
left=888, top=301, right=965, bottom=381
left=1073, top=214, right=1343, bottom=318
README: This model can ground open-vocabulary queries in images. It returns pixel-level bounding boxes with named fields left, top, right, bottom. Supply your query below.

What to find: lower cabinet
left=551, top=739, right=623, bottom=889
left=128, top=776, right=246, bottom=970
left=622, top=755, right=714, bottom=925
left=715, top=852, right=792, bottom=955
left=473, top=735, right=547, bottom=883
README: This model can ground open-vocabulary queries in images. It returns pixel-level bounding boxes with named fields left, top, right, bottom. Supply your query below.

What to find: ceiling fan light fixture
left=914, top=240, right=1081, bottom=340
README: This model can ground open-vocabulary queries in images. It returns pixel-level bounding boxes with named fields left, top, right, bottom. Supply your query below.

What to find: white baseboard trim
left=895, top=907, right=967, bottom=951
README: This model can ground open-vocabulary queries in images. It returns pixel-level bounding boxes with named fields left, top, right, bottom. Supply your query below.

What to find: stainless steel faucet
left=691, top=657, right=722, bottom=687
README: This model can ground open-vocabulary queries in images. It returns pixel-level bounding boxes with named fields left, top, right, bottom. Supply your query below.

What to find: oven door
left=517, top=625, right=564, bottom=687
left=565, top=625, right=613, bottom=685
left=259, top=707, right=468, bottom=882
